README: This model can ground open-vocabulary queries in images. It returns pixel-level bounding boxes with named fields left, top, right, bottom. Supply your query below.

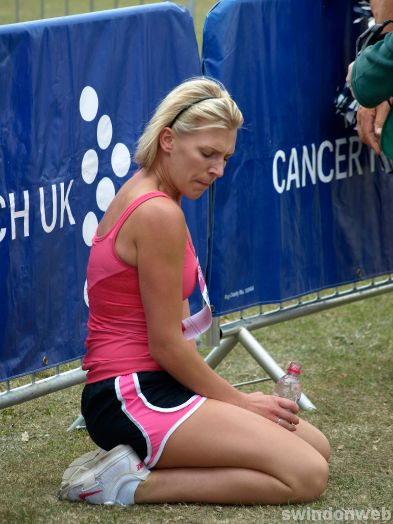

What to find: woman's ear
left=159, top=127, right=175, bottom=153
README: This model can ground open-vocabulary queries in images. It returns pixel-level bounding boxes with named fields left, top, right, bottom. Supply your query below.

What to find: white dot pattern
left=84, top=279, right=89, bottom=307
left=82, top=211, right=98, bottom=247
left=97, top=114, right=113, bottom=150
left=81, top=149, right=99, bottom=184
left=80, top=86, right=132, bottom=305
left=111, top=143, right=131, bottom=178
left=79, top=86, right=99, bottom=122
left=96, top=177, right=116, bottom=212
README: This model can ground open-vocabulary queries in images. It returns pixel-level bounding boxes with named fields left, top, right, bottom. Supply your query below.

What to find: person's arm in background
left=351, top=32, right=393, bottom=107
left=370, top=0, right=393, bottom=30
left=347, top=1, right=393, bottom=154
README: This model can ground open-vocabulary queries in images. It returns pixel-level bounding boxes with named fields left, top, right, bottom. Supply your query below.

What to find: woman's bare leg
left=134, top=399, right=329, bottom=505
left=295, top=418, right=331, bottom=461
left=136, top=467, right=308, bottom=505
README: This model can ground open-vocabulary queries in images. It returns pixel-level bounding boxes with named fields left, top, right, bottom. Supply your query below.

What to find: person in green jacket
left=347, top=0, right=393, bottom=159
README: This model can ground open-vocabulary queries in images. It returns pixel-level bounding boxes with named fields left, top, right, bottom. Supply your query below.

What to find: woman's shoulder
left=136, top=192, right=183, bottom=216
left=132, top=193, right=186, bottom=238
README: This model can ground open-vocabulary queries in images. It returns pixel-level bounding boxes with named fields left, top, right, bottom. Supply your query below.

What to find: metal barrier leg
left=237, top=327, right=316, bottom=411
left=67, top=414, right=86, bottom=432
left=204, top=335, right=238, bottom=369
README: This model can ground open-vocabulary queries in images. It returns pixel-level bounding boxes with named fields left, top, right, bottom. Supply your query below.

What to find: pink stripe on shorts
left=115, top=372, right=206, bottom=468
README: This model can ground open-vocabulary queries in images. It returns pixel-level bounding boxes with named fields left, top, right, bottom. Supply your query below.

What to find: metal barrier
left=0, top=1, right=201, bottom=410
left=2, top=275, right=393, bottom=410
left=1, top=0, right=392, bottom=414
left=204, top=275, right=393, bottom=411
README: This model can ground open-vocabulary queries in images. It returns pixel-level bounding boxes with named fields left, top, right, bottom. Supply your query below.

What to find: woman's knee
left=296, top=420, right=331, bottom=462
left=318, top=432, right=331, bottom=462
left=308, top=428, right=331, bottom=463
left=290, top=454, right=329, bottom=502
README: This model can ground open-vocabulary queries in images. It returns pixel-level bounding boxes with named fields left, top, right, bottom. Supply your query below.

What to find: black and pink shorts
left=81, top=371, right=206, bottom=468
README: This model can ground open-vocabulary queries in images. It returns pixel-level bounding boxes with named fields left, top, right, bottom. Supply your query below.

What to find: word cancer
left=272, top=136, right=377, bottom=194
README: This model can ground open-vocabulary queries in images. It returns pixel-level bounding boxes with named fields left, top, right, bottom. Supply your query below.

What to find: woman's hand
left=242, top=392, right=300, bottom=431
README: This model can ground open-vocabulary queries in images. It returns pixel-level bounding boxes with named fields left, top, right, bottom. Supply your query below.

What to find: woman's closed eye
left=201, top=150, right=215, bottom=158
left=201, top=150, right=233, bottom=163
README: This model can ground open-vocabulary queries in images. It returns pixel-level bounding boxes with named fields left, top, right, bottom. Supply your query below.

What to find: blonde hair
left=135, top=77, right=243, bottom=169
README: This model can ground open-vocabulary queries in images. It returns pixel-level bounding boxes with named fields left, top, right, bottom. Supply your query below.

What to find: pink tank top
left=83, top=191, right=198, bottom=384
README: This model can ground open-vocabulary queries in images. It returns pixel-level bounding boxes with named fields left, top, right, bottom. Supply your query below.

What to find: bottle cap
left=287, top=361, right=301, bottom=374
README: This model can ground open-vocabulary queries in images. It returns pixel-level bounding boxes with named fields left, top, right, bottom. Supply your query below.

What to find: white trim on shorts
left=133, top=372, right=201, bottom=412
left=148, top=396, right=207, bottom=468
left=115, top=376, right=153, bottom=466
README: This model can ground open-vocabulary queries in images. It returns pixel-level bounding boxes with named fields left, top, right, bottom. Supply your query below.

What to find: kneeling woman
left=59, top=77, right=330, bottom=506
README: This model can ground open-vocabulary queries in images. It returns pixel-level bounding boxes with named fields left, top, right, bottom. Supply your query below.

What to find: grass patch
left=1, top=293, right=393, bottom=523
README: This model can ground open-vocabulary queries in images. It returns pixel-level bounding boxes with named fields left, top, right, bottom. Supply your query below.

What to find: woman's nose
left=210, top=159, right=225, bottom=178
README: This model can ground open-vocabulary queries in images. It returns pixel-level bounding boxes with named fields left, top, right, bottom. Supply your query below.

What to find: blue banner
left=0, top=3, right=202, bottom=380
left=203, top=0, right=393, bottom=315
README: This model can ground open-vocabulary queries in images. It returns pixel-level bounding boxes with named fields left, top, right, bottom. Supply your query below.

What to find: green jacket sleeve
left=351, top=31, right=393, bottom=107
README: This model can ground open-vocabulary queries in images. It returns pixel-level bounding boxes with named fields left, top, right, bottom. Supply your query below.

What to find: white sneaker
left=61, top=448, right=108, bottom=486
left=58, top=444, right=150, bottom=505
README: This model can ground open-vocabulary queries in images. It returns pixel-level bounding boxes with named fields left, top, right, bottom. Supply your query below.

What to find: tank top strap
left=109, top=191, right=171, bottom=238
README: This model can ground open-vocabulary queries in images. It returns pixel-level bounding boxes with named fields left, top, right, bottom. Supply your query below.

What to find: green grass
left=1, top=293, right=393, bottom=523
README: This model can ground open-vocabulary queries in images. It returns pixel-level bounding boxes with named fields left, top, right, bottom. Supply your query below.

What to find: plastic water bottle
left=272, top=361, right=302, bottom=402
